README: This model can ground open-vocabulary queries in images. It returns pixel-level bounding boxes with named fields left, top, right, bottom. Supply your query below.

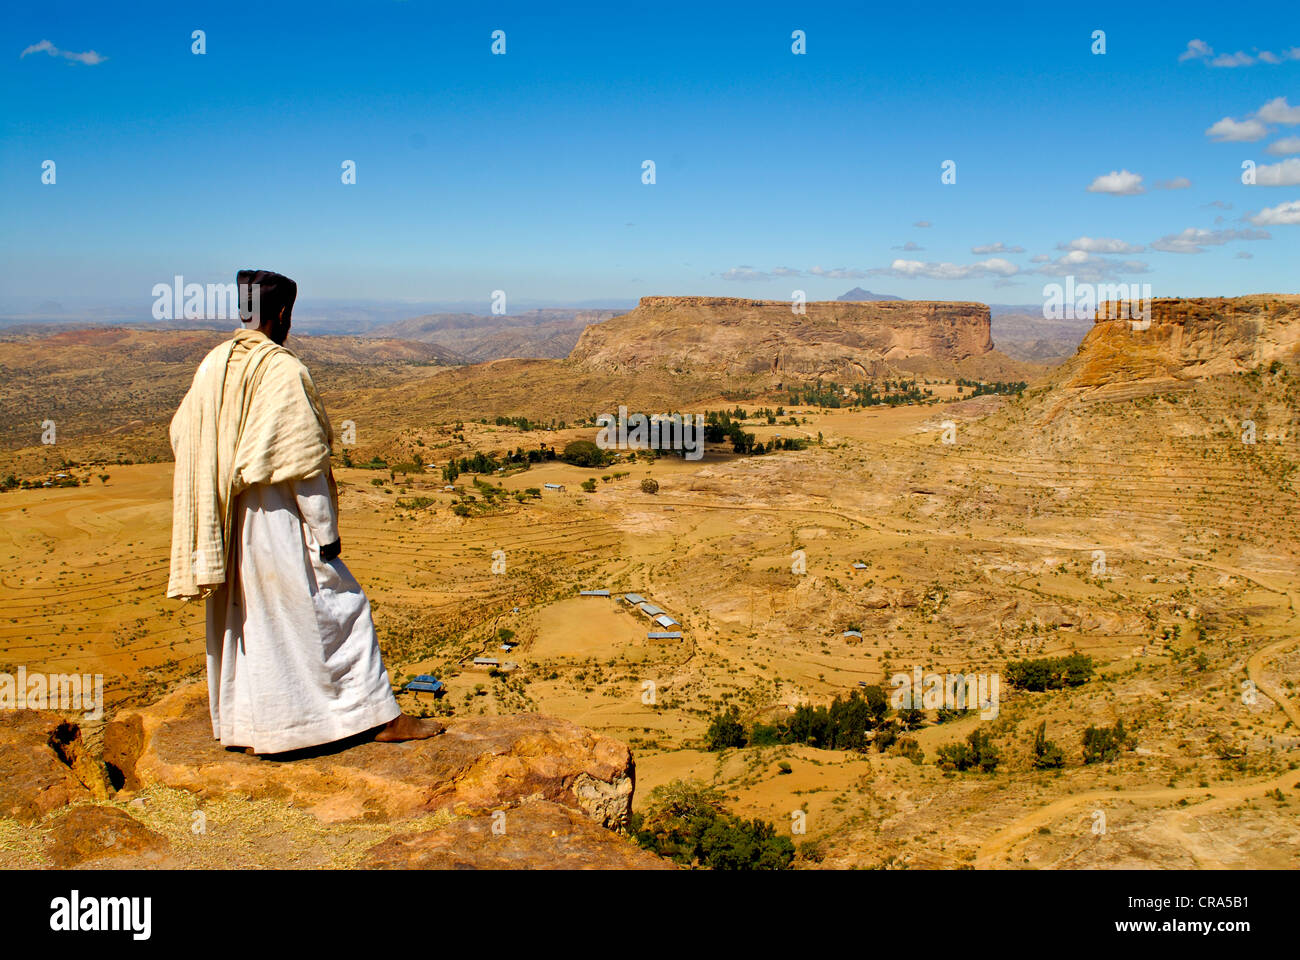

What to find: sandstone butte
left=567, top=295, right=1009, bottom=381
left=0, top=684, right=672, bottom=870
left=1058, top=295, right=1300, bottom=400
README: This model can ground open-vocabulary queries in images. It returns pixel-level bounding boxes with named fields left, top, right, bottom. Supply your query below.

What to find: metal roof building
left=647, top=631, right=682, bottom=641
left=654, top=613, right=680, bottom=628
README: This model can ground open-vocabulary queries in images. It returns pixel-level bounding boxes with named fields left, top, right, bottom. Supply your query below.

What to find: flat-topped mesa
left=1065, top=294, right=1300, bottom=389
left=568, top=296, right=993, bottom=381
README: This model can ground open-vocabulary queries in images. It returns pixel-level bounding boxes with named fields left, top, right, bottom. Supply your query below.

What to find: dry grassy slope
left=928, top=295, right=1300, bottom=569
left=569, top=295, right=1031, bottom=383
left=0, top=327, right=461, bottom=473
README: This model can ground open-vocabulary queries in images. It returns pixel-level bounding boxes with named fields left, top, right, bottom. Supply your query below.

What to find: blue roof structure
left=405, top=678, right=444, bottom=694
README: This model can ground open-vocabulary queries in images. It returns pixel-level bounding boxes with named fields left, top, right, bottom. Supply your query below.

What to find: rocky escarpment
left=0, top=684, right=670, bottom=870
left=1060, top=295, right=1300, bottom=400
left=568, top=296, right=1004, bottom=382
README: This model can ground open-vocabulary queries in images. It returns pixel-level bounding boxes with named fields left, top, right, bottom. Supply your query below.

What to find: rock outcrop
left=1, top=682, right=662, bottom=869
left=361, top=800, right=673, bottom=870
left=1063, top=295, right=1300, bottom=397
left=568, top=296, right=1000, bottom=381
left=103, top=683, right=635, bottom=827
left=0, top=709, right=110, bottom=823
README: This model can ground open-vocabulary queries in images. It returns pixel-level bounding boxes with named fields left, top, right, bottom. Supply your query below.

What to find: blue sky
left=2, top=0, right=1298, bottom=314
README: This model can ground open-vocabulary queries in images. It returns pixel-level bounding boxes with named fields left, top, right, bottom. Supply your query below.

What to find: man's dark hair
left=236, top=269, right=297, bottom=328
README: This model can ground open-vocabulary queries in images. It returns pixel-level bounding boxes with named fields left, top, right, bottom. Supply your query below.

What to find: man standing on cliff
left=167, top=269, right=442, bottom=755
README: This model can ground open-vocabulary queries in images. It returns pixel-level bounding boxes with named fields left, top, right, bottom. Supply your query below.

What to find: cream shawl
left=168, top=329, right=334, bottom=600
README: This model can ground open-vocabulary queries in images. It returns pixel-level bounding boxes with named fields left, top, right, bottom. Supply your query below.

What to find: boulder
left=43, top=805, right=176, bottom=869
left=104, top=683, right=635, bottom=827
left=0, top=710, right=109, bottom=824
left=360, top=801, right=674, bottom=870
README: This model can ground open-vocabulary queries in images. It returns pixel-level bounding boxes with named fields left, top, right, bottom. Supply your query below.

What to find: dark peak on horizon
left=838, top=287, right=902, bottom=302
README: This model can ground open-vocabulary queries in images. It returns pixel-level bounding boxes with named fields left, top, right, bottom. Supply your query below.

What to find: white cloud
left=912, top=220, right=932, bottom=228
left=1057, top=236, right=1145, bottom=254
left=1149, top=227, right=1270, bottom=253
left=869, top=258, right=1019, bottom=280
left=1179, top=40, right=1300, bottom=68
left=1248, top=200, right=1300, bottom=225
left=807, top=266, right=868, bottom=280
left=891, top=241, right=924, bottom=251
left=20, top=39, right=106, bottom=65
left=719, top=266, right=776, bottom=282
left=1206, top=116, right=1269, bottom=142
left=1029, top=254, right=1051, bottom=263
left=1255, top=157, right=1300, bottom=186
left=1087, top=170, right=1144, bottom=195
left=1236, top=251, right=1254, bottom=259
left=1154, top=177, right=1192, bottom=190
left=1178, top=39, right=1213, bottom=62
left=1031, top=252, right=1150, bottom=283
left=970, top=242, right=1025, bottom=254
left=1211, top=51, right=1256, bottom=67
left=1266, top=136, right=1300, bottom=155
left=1256, top=96, right=1300, bottom=125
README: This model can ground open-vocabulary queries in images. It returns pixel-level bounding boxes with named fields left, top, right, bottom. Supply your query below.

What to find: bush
left=630, top=780, right=793, bottom=870
left=1082, top=719, right=1129, bottom=764
left=893, top=737, right=925, bottom=765
left=580, top=478, right=597, bottom=493
left=561, top=439, right=611, bottom=468
left=1032, top=721, right=1066, bottom=769
left=936, top=727, right=1000, bottom=772
left=1005, top=654, right=1094, bottom=691
left=640, top=477, right=660, bottom=494
left=705, top=708, right=747, bottom=750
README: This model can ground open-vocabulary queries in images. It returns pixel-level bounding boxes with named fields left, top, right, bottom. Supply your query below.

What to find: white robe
left=205, top=472, right=400, bottom=754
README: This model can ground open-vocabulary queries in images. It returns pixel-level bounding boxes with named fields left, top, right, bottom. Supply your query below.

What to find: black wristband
left=320, top=539, right=341, bottom=562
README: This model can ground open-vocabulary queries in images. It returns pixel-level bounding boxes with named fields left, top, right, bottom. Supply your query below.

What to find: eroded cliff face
left=1064, top=295, right=1300, bottom=393
left=568, top=296, right=995, bottom=381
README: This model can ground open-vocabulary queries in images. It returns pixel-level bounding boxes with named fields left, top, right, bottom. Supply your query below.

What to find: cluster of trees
left=560, top=439, right=615, bottom=468
left=1082, top=719, right=1131, bottom=764
left=706, top=688, right=917, bottom=754
left=442, top=444, right=559, bottom=482
left=492, top=415, right=551, bottom=431
left=786, top=379, right=934, bottom=408
left=629, top=780, right=794, bottom=870
left=0, top=473, right=88, bottom=490
left=935, top=727, right=1001, bottom=772
left=956, top=378, right=1027, bottom=398
left=1005, top=654, right=1095, bottom=691
left=702, top=410, right=808, bottom=455
left=846, top=380, right=931, bottom=406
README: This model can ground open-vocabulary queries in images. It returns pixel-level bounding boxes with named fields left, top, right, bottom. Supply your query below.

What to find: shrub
left=1005, top=654, right=1094, bottom=691
left=1032, top=721, right=1066, bottom=769
left=705, top=708, right=747, bottom=750
left=1082, top=719, right=1130, bottom=764
left=640, top=477, right=659, bottom=494
left=561, top=439, right=610, bottom=468
left=936, top=727, right=1000, bottom=772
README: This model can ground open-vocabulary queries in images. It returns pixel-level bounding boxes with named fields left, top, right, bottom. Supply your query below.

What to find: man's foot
left=373, top=713, right=446, bottom=742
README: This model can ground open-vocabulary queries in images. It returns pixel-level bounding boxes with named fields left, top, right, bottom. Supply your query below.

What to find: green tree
left=705, top=708, right=747, bottom=750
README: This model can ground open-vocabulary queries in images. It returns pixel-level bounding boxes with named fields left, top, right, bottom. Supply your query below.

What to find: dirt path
left=974, top=624, right=1299, bottom=868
